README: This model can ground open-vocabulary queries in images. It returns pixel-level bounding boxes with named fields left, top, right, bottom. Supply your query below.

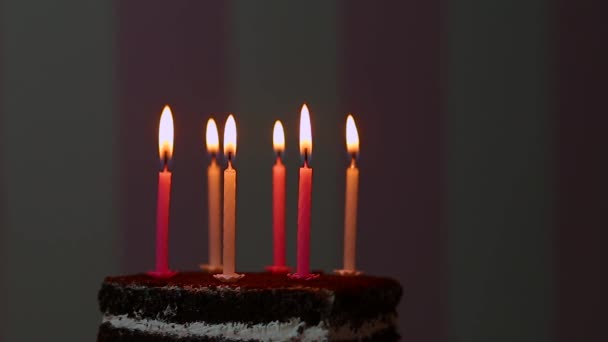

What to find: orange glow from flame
left=299, top=104, right=312, bottom=157
left=158, top=105, right=174, bottom=161
left=346, top=115, right=359, bottom=154
left=206, top=118, right=219, bottom=154
left=273, top=120, right=285, bottom=153
left=223, top=114, right=237, bottom=157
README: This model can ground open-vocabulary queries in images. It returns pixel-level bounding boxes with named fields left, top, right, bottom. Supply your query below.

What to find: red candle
left=297, top=165, right=312, bottom=275
left=149, top=105, right=176, bottom=278
left=156, top=169, right=171, bottom=272
left=289, top=104, right=318, bottom=280
left=266, top=121, right=289, bottom=273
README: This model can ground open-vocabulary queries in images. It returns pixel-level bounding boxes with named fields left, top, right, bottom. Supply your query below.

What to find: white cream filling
left=103, top=313, right=395, bottom=341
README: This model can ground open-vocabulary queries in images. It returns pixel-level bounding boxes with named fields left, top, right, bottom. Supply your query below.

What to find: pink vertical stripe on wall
left=117, top=1, right=231, bottom=273
left=339, top=1, right=444, bottom=340
left=557, top=1, right=608, bottom=341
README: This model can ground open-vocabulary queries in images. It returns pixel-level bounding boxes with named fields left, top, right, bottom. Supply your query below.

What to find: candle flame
left=346, top=115, right=359, bottom=154
left=206, top=118, right=219, bottom=154
left=299, top=104, right=312, bottom=157
left=158, top=105, right=174, bottom=161
left=224, top=114, right=237, bottom=157
left=273, top=120, right=285, bottom=153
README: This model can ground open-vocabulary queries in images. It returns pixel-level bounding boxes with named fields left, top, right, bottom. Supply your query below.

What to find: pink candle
left=297, top=164, right=312, bottom=276
left=156, top=168, right=171, bottom=273
left=273, top=157, right=286, bottom=267
left=149, top=105, right=176, bottom=278
left=266, top=121, right=289, bottom=273
left=290, top=104, right=317, bottom=280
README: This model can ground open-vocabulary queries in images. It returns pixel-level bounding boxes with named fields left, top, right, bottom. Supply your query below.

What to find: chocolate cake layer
left=99, top=272, right=402, bottom=327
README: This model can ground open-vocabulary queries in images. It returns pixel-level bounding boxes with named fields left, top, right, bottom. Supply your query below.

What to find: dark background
left=1, top=0, right=606, bottom=341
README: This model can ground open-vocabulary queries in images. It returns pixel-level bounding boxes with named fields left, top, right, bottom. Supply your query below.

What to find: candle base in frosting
left=334, top=269, right=362, bottom=276
left=213, top=273, right=245, bottom=283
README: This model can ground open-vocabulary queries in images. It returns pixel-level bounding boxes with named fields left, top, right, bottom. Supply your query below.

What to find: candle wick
left=350, top=153, right=357, bottom=168
left=227, top=152, right=233, bottom=168
left=304, top=149, right=309, bottom=167
left=162, top=150, right=169, bottom=171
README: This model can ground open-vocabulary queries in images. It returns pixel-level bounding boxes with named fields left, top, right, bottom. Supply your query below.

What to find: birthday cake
left=97, top=272, right=402, bottom=341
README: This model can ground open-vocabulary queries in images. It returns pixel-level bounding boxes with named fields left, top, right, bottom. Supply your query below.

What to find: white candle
left=343, top=162, right=359, bottom=271
left=339, top=115, right=361, bottom=275
left=215, top=115, right=243, bottom=282
left=223, top=162, right=236, bottom=275
left=205, top=119, right=222, bottom=272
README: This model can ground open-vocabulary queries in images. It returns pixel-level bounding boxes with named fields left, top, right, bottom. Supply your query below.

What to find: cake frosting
left=101, top=314, right=396, bottom=341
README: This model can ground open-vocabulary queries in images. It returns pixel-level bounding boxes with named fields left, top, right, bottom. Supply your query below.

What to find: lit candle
left=266, top=121, right=290, bottom=273
left=148, top=105, right=177, bottom=278
left=214, top=115, right=244, bottom=282
left=336, top=115, right=361, bottom=276
left=289, top=104, right=318, bottom=280
left=201, top=118, right=222, bottom=273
